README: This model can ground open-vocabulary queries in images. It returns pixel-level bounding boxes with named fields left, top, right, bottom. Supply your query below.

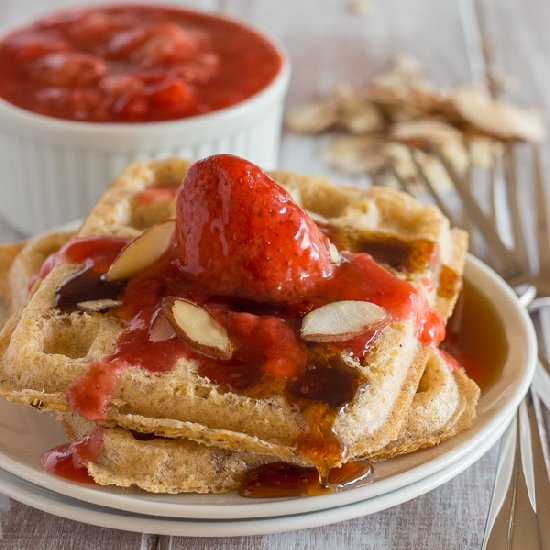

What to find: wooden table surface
left=0, top=0, right=549, bottom=548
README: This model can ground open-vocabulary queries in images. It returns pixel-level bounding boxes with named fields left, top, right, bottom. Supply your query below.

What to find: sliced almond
left=106, top=220, right=175, bottom=281
left=337, top=92, right=384, bottom=134
left=391, top=119, right=463, bottom=147
left=301, top=300, right=388, bottom=342
left=451, top=87, right=546, bottom=142
left=287, top=57, right=544, bottom=184
left=77, top=299, right=121, bottom=312
left=163, top=297, right=233, bottom=360
left=323, top=136, right=389, bottom=175
left=347, top=0, right=370, bottom=15
left=329, top=242, right=342, bottom=265
left=149, top=310, right=176, bottom=342
left=286, top=100, right=338, bottom=133
left=305, top=209, right=329, bottom=224
left=389, top=55, right=427, bottom=81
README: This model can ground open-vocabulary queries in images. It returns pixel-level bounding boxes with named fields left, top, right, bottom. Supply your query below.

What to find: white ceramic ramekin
left=0, top=16, right=290, bottom=235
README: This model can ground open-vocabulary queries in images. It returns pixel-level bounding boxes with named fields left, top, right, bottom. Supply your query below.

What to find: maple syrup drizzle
left=285, top=345, right=365, bottom=473
left=54, top=267, right=127, bottom=311
left=287, top=346, right=360, bottom=409
left=318, top=225, right=436, bottom=275
left=359, top=239, right=436, bottom=274
left=438, top=264, right=461, bottom=301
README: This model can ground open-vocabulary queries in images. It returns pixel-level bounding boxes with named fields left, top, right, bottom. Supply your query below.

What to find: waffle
left=0, top=156, right=479, bottom=493
left=0, top=241, right=23, bottom=312
left=370, top=349, right=479, bottom=461
left=7, top=231, right=74, bottom=315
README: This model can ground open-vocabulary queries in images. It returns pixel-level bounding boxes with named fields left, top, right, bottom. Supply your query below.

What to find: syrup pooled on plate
left=441, top=279, right=508, bottom=391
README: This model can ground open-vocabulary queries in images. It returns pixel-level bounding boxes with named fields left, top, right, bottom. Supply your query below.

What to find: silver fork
left=384, top=142, right=550, bottom=550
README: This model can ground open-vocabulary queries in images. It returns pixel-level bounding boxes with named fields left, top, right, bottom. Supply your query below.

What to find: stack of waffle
left=0, top=157, right=479, bottom=494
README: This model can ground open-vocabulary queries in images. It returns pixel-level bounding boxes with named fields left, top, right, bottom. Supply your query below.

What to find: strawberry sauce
left=0, top=6, right=282, bottom=122
left=29, top=236, right=128, bottom=291
left=42, top=426, right=103, bottom=483
left=59, top=243, right=443, bottom=415
left=134, top=185, right=179, bottom=205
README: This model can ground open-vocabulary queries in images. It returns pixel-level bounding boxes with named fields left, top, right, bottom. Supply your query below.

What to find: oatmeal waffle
left=0, top=241, right=23, bottom=311
left=0, top=156, right=477, bottom=490
left=59, top=412, right=280, bottom=494
left=7, top=231, right=74, bottom=315
left=55, top=352, right=479, bottom=493
left=370, top=349, right=479, bottom=461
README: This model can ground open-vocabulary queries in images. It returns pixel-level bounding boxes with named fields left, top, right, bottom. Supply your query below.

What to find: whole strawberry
left=176, top=154, right=335, bottom=301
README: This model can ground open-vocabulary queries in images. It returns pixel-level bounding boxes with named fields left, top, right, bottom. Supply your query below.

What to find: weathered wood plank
left=0, top=500, right=145, bottom=550
left=475, top=0, right=550, bottom=267
left=476, top=0, right=550, bottom=109
left=219, top=0, right=486, bottom=181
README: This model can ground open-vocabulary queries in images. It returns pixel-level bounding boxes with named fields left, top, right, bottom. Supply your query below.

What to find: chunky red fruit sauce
left=42, top=426, right=103, bottom=483
left=0, top=6, right=282, bottom=122
left=28, top=236, right=129, bottom=291
left=43, top=154, right=492, bottom=494
left=134, top=185, right=179, bottom=205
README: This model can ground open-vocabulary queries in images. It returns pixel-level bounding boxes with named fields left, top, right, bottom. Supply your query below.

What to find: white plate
left=0, top=414, right=514, bottom=537
left=0, top=255, right=537, bottom=519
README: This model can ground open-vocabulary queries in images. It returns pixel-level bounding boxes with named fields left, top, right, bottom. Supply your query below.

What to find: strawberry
left=5, top=32, right=69, bottom=62
left=33, top=52, right=106, bottom=87
left=147, top=78, right=198, bottom=120
left=132, top=23, right=205, bottom=66
left=176, top=155, right=335, bottom=301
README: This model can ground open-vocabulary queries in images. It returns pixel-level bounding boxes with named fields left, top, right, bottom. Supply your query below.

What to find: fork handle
left=529, top=392, right=550, bottom=550
left=483, top=401, right=542, bottom=550
left=483, top=394, right=550, bottom=550
left=483, top=417, right=517, bottom=549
